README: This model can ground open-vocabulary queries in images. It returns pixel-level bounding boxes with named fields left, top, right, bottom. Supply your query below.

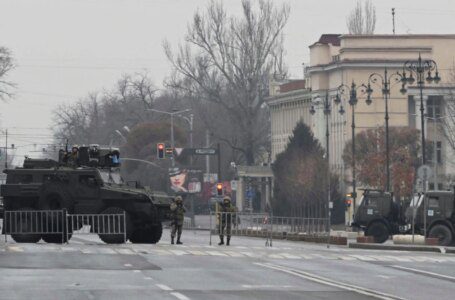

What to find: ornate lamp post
left=365, top=68, right=405, bottom=192
left=335, top=81, right=365, bottom=216
left=400, top=54, right=441, bottom=165
left=310, top=92, right=342, bottom=247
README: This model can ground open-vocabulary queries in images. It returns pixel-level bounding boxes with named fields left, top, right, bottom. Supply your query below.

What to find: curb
left=349, top=242, right=444, bottom=253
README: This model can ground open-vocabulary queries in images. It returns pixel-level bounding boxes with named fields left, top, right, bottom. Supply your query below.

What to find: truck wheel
left=130, top=223, right=163, bottom=244
left=429, top=224, right=453, bottom=246
left=41, top=211, right=72, bottom=244
left=98, top=207, right=130, bottom=244
left=366, top=222, right=389, bottom=243
left=150, top=223, right=163, bottom=244
left=9, top=208, right=42, bottom=243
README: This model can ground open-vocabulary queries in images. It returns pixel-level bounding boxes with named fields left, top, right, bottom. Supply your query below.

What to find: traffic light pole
left=217, top=143, right=221, bottom=181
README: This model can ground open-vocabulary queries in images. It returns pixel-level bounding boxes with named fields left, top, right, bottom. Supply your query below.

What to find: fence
left=208, top=211, right=330, bottom=247
left=3, top=210, right=126, bottom=244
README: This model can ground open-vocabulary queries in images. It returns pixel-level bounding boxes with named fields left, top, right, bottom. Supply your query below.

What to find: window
left=79, top=175, right=97, bottom=186
left=13, top=174, right=33, bottom=184
left=436, top=141, right=442, bottom=163
left=408, top=95, right=416, bottom=128
left=427, top=96, right=443, bottom=119
left=428, top=197, right=439, bottom=208
left=367, top=197, right=379, bottom=208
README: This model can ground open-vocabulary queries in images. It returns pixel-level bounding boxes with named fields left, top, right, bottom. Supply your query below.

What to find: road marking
left=143, top=277, right=153, bottom=280
left=224, top=251, right=244, bottom=257
left=389, top=265, right=455, bottom=282
left=206, top=251, right=228, bottom=256
left=280, top=253, right=301, bottom=259
left=242, top=284, right=294, bottom=289
left=255, top=262, right=404, bottom=300
left=117, top=249, right=135, bottom=255
left=187, top=250, right=207, bottom=256
left=169, top=250, right=188, bottom=256
left=124, top=263, right=132, bottom=267
left=349, top=255, right=377, bottom=261
left=156, top=284, right=173, bottom=291
left=7, top=246, right=24, bottom=252
left=170, top=292, right=190, bottom=300
left=133, top=270, right=141, bottom=273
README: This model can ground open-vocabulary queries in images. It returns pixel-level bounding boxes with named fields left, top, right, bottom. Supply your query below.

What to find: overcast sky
left=1, top=0, right=455, bottom=152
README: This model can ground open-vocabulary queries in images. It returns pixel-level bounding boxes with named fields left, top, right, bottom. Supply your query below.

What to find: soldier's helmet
left=175, top=196, right=183, bottom=203
left=223, top=196, right=231, bottom=204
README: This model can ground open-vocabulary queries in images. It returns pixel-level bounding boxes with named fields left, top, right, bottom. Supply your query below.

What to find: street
left=1, top=229, right=455, bottom=300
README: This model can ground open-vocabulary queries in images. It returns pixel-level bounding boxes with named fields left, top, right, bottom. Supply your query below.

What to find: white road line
left=168, top=250, right=188, bottom=256
left=255, top=262, right=404, bottom=300
left=156, top=284, right=173, bottom=291
left=124, top=263, right=132, bottom=267
left=206, top=251, right=228, bottom=256
left=143, top=277, right=153, bottom=280
left=390, top=265, right=455, bottom=281
left=170, top=292, right=190, bottom=300
left=117, top=249, right=135, bottom=255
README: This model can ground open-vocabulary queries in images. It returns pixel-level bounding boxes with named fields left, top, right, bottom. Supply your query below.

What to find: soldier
left=66, top=146, right=79, bottom=167
left=218, top=196, right=236, bottom=246
left=170, top=196, right=186, bottom=245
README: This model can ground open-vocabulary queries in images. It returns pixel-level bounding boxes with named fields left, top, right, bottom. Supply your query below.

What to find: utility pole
left=392, top=8, right=396, bottom=34
left=206, top=129, right=210, bottom=178
left=5, top=129, right=8, bottom=169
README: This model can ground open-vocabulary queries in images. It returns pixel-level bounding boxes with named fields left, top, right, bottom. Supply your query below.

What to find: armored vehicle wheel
left=98, top=207, right=130, bottom=244
left=9, top=208, right=42, bottom=243
left=130, top=223, right=163, bottom=244
left=366, top=221, right=389, bottom=243
left=429, top=224, right=453, bottom=246
left=150, top=223, right=163, bottom=244
left=42, top=233, right=71, bottom=244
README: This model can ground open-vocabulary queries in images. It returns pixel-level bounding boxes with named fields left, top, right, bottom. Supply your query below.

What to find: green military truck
left=352, top=189, right=455, bottom=245
left=1, top=145, right=173, bottom=244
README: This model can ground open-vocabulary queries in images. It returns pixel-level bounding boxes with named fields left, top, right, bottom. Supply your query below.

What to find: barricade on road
left=66, top=212, right=127, bottom=243
left=3, top=209, right=127, bottom=244
left=208, top=211, right=330, bottom=247
left=3, top=210, right=66, bottom=243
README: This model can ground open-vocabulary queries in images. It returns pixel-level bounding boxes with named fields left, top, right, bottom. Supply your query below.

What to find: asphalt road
left=1, top=228, right=455, bottom=300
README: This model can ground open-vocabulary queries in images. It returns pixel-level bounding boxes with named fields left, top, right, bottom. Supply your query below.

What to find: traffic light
left=345, top=199, right=352, bottom=208
left=157, top=143, right=165, bottom=159
left=216, top=183, right=223, bottom=196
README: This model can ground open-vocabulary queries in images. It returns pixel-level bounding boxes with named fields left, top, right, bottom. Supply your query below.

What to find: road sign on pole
left=417, top=165, right=432, bottom=181
left=193, top=148, right=218, bottom=155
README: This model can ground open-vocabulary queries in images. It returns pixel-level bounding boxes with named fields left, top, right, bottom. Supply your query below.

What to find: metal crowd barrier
left=208, top=211, right=330, bottom=247
left=3, top=210, right=127, bottom=244
left=66, top=213, right=126, bottom=242
left=4, top=210, right=65, bottom=243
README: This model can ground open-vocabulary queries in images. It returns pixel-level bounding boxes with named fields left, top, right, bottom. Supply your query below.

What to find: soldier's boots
left=177, top=236, right=183, bottom=245
left=171, top=237, right=175, bottom=245
left=218, top=236, right=224, bottom=245
left=226, top=237, right=230, bottom=246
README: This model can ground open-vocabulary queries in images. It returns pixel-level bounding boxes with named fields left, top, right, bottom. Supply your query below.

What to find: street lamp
left=310, top=92, right=339, bottom=248
left=336, top=81, right=366, bottom=217
left=365, top=68, right=404, bottom=192
left=147, top=108, right=191, bottom=167
left=400, top=53, right=441, bottom=166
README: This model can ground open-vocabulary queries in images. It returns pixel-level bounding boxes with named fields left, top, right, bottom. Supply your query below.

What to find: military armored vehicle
left=351, top=189, right=404, bottom=243
left=353, top=189, right=455, bottom=245
left=1, top=145, right=173, bottom=244
left=405, top=190, right=455, bottom=246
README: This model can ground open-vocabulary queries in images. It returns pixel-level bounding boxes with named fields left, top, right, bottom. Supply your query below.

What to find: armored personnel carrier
left=1, top=145, right=173, bottom=244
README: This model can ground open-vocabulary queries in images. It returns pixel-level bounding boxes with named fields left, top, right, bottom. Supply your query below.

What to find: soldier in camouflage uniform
left=170, top=196, right=186, bottom=244
left=218, top=196, right=236, bottom=246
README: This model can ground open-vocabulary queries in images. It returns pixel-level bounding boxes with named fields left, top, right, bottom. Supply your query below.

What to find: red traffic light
left=345, top=199, right=352, bottom=207
left=216, top=183, right=223, bottom=196
left=157, top=143, right=165, bottom=159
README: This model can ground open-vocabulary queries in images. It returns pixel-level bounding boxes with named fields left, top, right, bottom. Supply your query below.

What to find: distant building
left=268, top=34, right=455, bottom=204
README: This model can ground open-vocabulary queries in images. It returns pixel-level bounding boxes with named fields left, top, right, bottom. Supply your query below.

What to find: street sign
left=417, top=165, right=432, bottom=181
left=190, top=148, right=218, bottom=155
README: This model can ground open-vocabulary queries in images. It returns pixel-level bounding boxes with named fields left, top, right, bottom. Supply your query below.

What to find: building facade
left=268, top=34, right=455, bottom=213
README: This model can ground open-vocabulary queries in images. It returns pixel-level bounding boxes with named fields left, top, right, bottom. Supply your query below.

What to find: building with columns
left=267, top=34, right=455, bottom=217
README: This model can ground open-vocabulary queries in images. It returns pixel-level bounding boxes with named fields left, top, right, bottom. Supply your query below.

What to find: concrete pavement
left=1, top=229, right=455, bottom=299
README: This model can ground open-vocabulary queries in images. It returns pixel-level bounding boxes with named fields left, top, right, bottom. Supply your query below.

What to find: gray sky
left=1, top=0, right=455, bottom=150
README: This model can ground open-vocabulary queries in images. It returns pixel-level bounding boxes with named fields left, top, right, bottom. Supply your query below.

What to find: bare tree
left=346, top=0, right=376, bottom=34
left=0, top=47, right=15, bottom=100
left=164, top=0, right=289, bottom=165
